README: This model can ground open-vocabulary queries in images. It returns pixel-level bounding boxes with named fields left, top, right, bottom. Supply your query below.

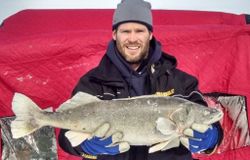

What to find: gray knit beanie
left=112, top=0, right=153, bottom=31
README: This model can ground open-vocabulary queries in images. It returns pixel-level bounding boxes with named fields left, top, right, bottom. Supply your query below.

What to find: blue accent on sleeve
left=188, top=124, right=219, bottom=153
left=80, top=136, right=120, bottom=156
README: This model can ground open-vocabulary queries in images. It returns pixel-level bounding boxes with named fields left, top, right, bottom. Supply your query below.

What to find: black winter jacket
left=58, top=38, right=222, bottom=160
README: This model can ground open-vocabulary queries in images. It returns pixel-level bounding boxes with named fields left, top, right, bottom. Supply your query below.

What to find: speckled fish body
left=11, top=92, right=223, bottom=150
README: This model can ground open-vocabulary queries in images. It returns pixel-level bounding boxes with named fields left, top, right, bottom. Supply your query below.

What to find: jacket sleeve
left=181, top=73, right=207, bottom=106
left=58, top=129, right=83, bottom=156
left=71, top=72, right=100, bottom=96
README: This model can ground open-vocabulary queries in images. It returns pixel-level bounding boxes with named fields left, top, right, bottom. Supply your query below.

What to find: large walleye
left=11, top=92, right=223, bottom=153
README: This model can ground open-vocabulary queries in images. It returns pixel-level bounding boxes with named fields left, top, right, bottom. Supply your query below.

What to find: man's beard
left=116, top=40, right=150, bottom=65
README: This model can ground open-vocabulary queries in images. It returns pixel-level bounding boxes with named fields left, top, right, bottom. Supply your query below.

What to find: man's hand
left=80, top=123, right=130, bottom=156
left=180, top=123, right=219, bottom=153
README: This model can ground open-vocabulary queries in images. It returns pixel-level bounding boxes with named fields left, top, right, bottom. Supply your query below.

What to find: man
left=59, top=0, right=223, bottom=159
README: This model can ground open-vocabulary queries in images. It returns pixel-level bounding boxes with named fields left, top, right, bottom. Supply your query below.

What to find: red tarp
left=0, top=9, right=250, bottom=159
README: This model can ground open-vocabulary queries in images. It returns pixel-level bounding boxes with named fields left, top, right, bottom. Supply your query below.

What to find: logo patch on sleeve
left=155, top=89, right=175, bottom=96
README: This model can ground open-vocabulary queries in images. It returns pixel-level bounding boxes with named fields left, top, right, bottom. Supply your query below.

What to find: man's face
left=113, top=22, right=153, bottom=65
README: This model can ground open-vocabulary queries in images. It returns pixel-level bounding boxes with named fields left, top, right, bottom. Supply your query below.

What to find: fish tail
left=11, top=93, right=44, bottom=139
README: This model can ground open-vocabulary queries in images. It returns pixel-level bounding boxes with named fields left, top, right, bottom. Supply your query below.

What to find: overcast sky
left=1, top=0, right=250, bottom=24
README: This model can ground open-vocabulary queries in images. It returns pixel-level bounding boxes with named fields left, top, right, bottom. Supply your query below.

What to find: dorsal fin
left=56, top=92, right=101, bottom=112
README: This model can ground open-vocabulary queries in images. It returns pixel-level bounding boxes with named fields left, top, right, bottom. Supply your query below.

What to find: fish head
left=169, top=105, right=195, bottom=131
left=194, top=106, right=223, bottom=125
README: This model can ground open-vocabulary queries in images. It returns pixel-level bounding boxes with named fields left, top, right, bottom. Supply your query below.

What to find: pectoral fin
left=65, top=131, right=91, bottom=147
left=156, top=117, right=177, bottom=135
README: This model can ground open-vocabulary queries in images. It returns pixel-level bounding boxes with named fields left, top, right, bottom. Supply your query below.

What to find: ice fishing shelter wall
left=0, top=9, right=250, bottom=160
